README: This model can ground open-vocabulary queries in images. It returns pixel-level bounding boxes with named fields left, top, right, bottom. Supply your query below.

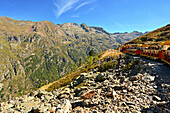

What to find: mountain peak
left=62, top=23, right=78, bottom=27
left=80, top=23, right=89, bottom=32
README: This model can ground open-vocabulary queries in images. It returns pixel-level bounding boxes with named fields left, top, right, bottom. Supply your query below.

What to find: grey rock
left=153, top=95, right=161, bottom=101
left=96, top=73, right=106, bottom=82
left=129, top=76, right=138, bottom=81
left=0, top=83, right=4, bottom=91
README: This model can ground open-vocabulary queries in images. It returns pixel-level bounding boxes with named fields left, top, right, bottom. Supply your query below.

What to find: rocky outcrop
left=0, top=55, right=169, bottom=112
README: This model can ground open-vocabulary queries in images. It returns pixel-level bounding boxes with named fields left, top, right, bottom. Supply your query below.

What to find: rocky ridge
left=0, top=55, right=169, bottom=113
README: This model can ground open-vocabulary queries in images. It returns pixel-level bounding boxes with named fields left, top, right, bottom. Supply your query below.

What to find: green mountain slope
left=0, top=17, right=143, bottom=101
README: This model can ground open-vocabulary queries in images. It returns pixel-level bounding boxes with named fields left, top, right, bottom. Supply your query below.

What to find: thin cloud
left=54, top=0, right=97, bottom=18
left=71, top=15, right=80, bottom=18
left=54, top=0, right=79, bottom=18
left=72, top=6, right=96, bottom=18
left=74, top=1, right=93, bottom=10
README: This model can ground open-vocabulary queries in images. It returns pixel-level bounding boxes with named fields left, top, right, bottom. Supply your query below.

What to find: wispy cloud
left=71, top=15, right=80, bottom=18
left=54, top=0, right=79, bottom=18
left=54, top=0, right=97, bottom=18
left=74, top=1, right=94, bottom=10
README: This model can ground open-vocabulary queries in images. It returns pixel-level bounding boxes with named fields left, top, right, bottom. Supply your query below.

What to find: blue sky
left=0, top=0, right=170, bottom=33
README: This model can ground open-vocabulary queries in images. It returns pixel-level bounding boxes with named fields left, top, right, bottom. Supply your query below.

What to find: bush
left=100, top=61, right=117, bottom=72
left=89, top=50, right=95, bottom=56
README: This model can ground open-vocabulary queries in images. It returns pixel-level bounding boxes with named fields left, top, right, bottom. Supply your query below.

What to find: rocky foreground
left=0, top=56, right=170, bottom=113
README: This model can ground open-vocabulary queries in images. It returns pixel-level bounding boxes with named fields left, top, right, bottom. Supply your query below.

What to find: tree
left=89, top=50, right=95, bottom=56
left=100, top=49, right=102, bottom=54
left=79, top=58, right=82, bottom=66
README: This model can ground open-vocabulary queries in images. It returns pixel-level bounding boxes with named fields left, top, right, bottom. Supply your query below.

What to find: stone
left=118, top=76, right=124, bottom=83
left=126, top=101, right=136, bottom=105
left=142, top=75, right=155, bottom=82
left=106, top=90, right=117, bottom=98
left=80, top=90, right=95, bottom=99
left=0, top=83, right=4, bottom=91
left=153, top=95, right=161, bottom=101
left=35, top=89, right=47, bottom=99
left=29, top=91, right=38, bottom=97
left=96, top=73, right=106, bottom=82
left=58, top=94, right=69, bottom=99
left=49, top=107, right=56, bottom=113
left=106, top=92, right=112, bottom=98
left=71, top=100, right=85, bottom=109
left=31, top=106, right=41, bottom=113
left=129, top=76, right=138, bottom=81
left=112, top=90, right=117, bottom=96
left=122, top=90, right=127, bottom=93
left=57, top=99, right=72, bottom=113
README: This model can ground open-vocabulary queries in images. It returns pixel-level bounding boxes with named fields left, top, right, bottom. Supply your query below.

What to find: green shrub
left=100, top=61, right=117, bottom=72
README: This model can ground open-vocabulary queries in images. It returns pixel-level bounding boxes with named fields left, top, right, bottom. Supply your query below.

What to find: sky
left=0, top=0, right=170, bottom=33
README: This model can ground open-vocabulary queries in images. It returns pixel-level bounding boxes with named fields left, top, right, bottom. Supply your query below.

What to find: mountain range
left=0, top=17, right=144, bottom=101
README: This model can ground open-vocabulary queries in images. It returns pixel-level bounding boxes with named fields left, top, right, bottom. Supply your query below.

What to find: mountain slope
left=124, top=24, right=170, bottom=44
left=0, top=17, right=143, bottom=101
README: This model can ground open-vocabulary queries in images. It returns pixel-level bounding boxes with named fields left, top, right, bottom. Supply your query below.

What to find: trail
left=131, top=55, right=170, bottom=84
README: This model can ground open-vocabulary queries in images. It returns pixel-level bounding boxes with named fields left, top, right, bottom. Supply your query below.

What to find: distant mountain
left=0, top=17, right=144, bottom=101
left=124, top=24, right=170, bottom=44
left=110, top=31, right=145, bottom=44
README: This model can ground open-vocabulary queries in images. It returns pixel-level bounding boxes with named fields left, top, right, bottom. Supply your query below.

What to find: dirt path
left=131, top=55, right=170, bottom=84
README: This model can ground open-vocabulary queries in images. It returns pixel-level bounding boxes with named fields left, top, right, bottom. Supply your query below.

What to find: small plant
left=100, top=61, right=117, bottom=72
left=89, top=50, right=95, bottom=56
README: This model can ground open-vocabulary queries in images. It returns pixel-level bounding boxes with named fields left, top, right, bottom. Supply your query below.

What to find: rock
left=126, top=101, right=136, bottom=105
left=129, top=76, right=138, bottom=81
left=71, top=100, right=85, bottom=109
left=35, top=89, right=47, bottom=99
left=80, top=90, right=95, bottom=99
left=96, top=73, right=106, bottom=82
left=153, top=95, right=161, bottom=101
left=56, top=99, right=72, bottom=113
left=106, top=90, right=117, bottom=98
left=118, top=76, right=124, bottom=83
left=63, top=88, right=70, bottom=94
left=112, top=90, right=117, bottom=96
left=87, top=81, right=96, bottom=86
left=106, top=92, right=112, bottom=98
left=76, top=90, right=86, bottom=97
left=0, top=83, right=4, bottom=91
left=76, top=76, right=84, bottom=85
left=49, top=107, right=56, bottom=113
left=122, top=90, right=127, bottom=93
left=142, top=75, right=155, bottom=82
left=58, top=94, right=69, bottom=99
left=29, top=91, right=38, bottom=97
left=44, top=95, right=53, bottom=101
left=31, top=106, right=41, bottom=113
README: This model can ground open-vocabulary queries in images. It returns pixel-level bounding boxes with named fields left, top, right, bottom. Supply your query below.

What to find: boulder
left=96, top=73, right=106, bottom=82
left=129, top=76, right=138, bottom=81
left=80, top=90, right=95, bottom=99
left=56, top=99, right=72, bottom=113
left=153, top=95, right=161, bottom=101
left=142, top=75, right=155, bottom=82
left=71, top=100, right=85, bottom=109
